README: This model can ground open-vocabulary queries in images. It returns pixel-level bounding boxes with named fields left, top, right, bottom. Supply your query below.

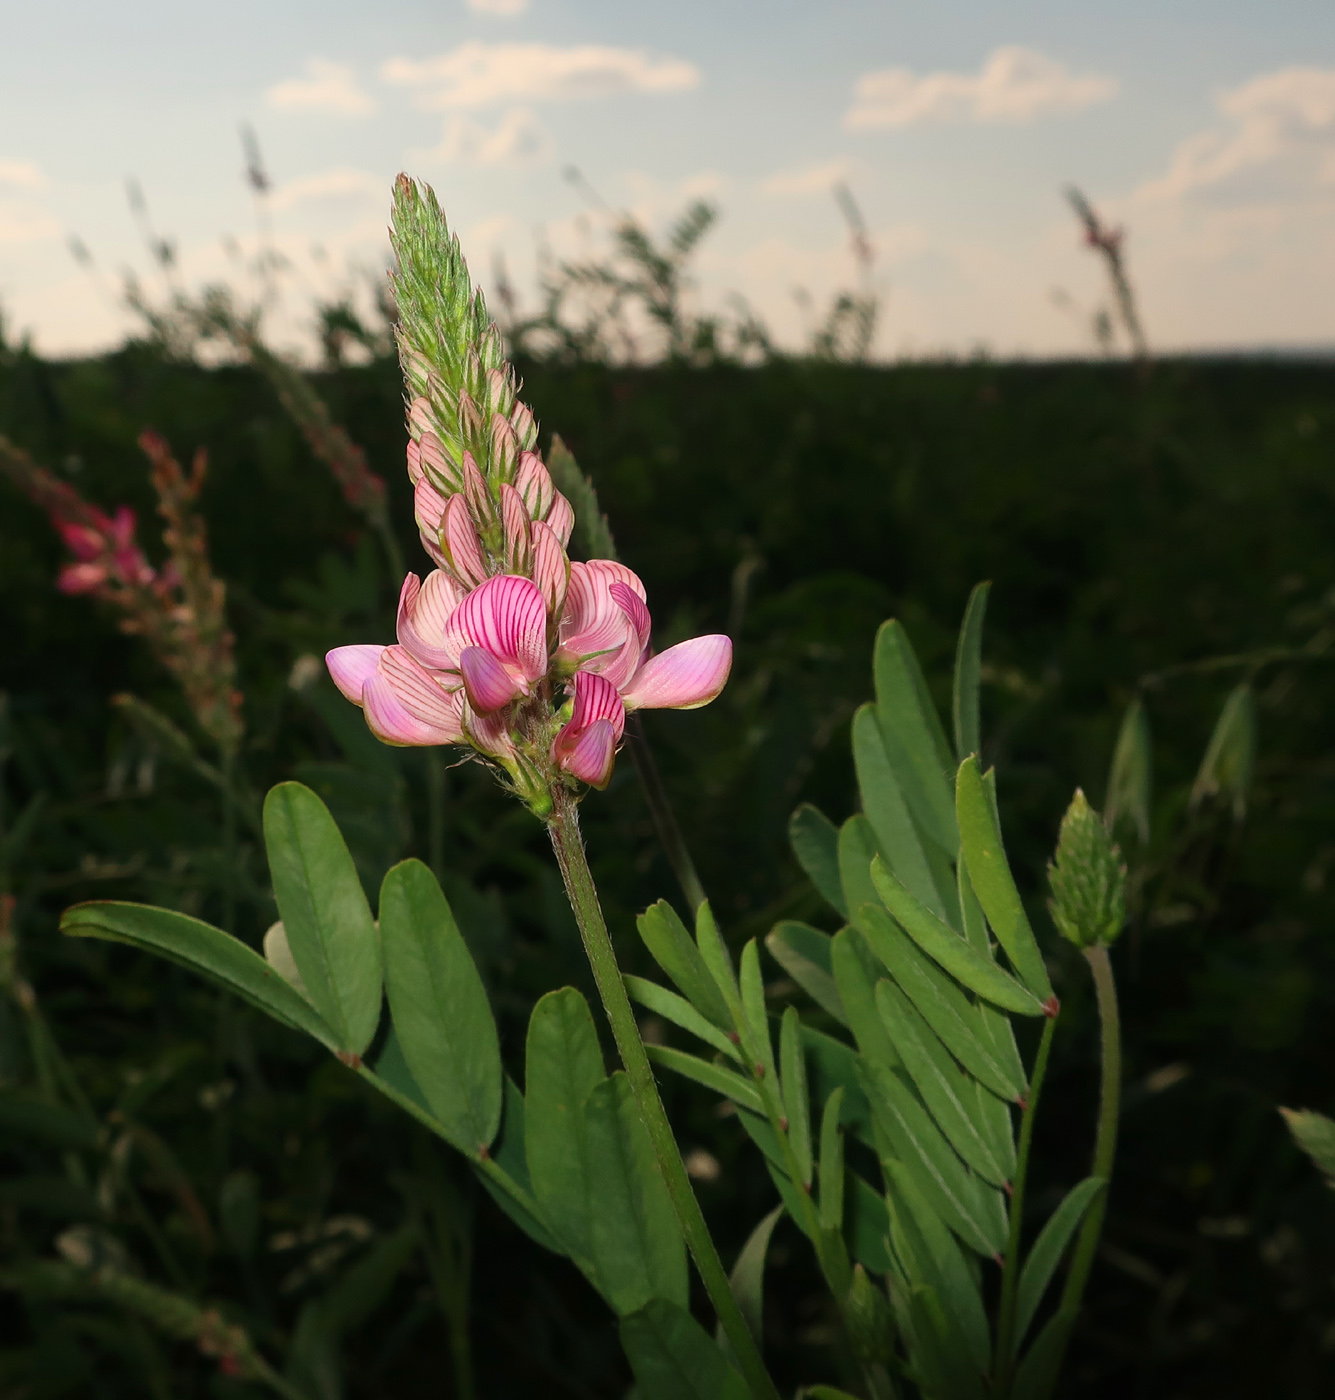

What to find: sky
left=3, top=0, right=1335, bottom=359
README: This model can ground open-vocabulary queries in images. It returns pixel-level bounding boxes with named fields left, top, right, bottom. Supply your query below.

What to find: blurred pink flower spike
left=553, top=671, right=626, bottom=789
left=622, top=633, right=733, bottom=712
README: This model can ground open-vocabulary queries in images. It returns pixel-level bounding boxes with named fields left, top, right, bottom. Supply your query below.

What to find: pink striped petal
left=560, top=717, right=617, bottom=788
left=568, top=669, right=626, bottom=743
left=378, top=646, right=466, bottom=736
left=558, top=560, right=647, bottom=661
left=419, top=431, right=458, bottom=491
left=447, top=574, right=548, bottom=683
left=462, top=450, right=493, bottom=525
left=405, top=439, right=423, bottom=486
left=515, top=453, right=554, bottom=518
left=444, top=494, right=489, bottom=586
left=491, top=413, right=518, bottom=479
left=499, top=483, right=533, bottom=575
left=397, top=569, right=464, bottom=669
left=609, top=581, right=652, bottom=646
left=363, top=673, right=460, bottom=746
left=413, top=477, right=449, bottom=566
left=621, top=634, right=733, bottom=712
left=510, top=400, right=537, bottom=451
left=547, top=492, right=574, bottom=547
left=462, top=703, right=518, bottom=760
left=531, top=520, right=570, bottom=618
left=459, top=645, right=522, bottom=713
left=326, top=645, right=385, bottom=705
left=408, top=396, right=433, bottom=437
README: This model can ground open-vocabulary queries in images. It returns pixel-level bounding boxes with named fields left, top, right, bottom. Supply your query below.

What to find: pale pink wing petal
left=363, top=674, right=459, bottom=746
left=547, top=492, right=574, bottom=548
left=499, top=483, right=533, bottom=575
left=444, top=493, right=489, bottom=586
left=378, top=647, right=466, bottom=736
left=414, top=475, right=447, bottom=540
left=558, top=560, right=644, bottom=662
left=559, top=717, right=617, bottom=788
left=326, top=644, right=385, bottom=705
left=609, top=580, right=652, bottom=645
left=621, top=635, right=733, bottom=712
left=398, top=569, right=465, bottom=669
left=462, top=703, right=517, bottom=760
left=448, top=574, right=548, bottom=682
left=459, top=645, right=522, bottom=713
left=531, top=520, right=570, bottom=619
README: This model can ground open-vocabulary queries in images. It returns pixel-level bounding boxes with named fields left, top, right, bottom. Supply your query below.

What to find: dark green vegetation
left=2, top=342, right=1335, bottom=1397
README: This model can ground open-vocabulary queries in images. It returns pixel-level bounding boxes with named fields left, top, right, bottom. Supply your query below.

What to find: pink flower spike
left=447, top=574, right=548, bottom=684
left=444, top=494, right=489, bottom=587
left=621, top=634, right=733, bottom=712
left=563, top=717, right=617, bottom=788
left=531, top=520, right=570, bottom=618
left=326, top=644, right=385, bottom=705
left=459, top=644, right=522, bottom=713
left=547, top=492, right=574, bottom=548
left=499, top=483, right=533, bottom=576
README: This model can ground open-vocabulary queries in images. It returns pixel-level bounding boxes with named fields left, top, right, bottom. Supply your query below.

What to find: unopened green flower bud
left=1047, top=789, right=1126, bottom=949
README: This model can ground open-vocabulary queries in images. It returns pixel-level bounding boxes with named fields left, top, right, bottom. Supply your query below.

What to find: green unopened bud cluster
left=1047, top=788, right=1126, bottom=949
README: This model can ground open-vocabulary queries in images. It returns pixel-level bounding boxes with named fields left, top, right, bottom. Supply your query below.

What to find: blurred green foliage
left=2, top=340, right=1335, bottom=1396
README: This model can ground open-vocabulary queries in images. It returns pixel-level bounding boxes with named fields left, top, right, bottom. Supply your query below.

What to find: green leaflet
left=959, top=860, right=1029, bottom=1093
left=765, top=922, right=847, bottom=1024
left=873, top=619, right=958, bottom=856
left=695, top=901, right=744, bottom=1022
left=478, top=1075, right=563, bottom=1255
left=819, top=1088, right=846, bottom=1232
left=637, top=900, right=733, bottom=1030
left=907, top=1285, right=986, bottom=1400
left=1190, top=682, right=1255, bottom=820
left=1014, top=1177, right=1106, bottom=1352
left=955, top=758, right=1055, bottom=1004
left=802, top=1025, right=874, bottom=1142
left=852, top=704, right=944, bottom=918
left=789, top=803, right=847, bottom=917
left=780, top=1008, right=813, bottom=1184
left=860, top=1058, right=1008, bottom=1258
left=1011, top=1307, right=1077, bottom=1400
left=620, top=1298, right=749, bottom=1400
left=586, top=1073, right=688, bottom=1316
left=953, top=581, right=990, bottom=762
left=1105, top=698, right=1152, bottom=845
left=0, top=1096, right=97, bottom=1150
left=875, top=981, right=1010, bottom=1188
left=646, top=1045, right=764, bottom=1115
left=263, top=781, right=382, bottom=1056
left=722, top=1204, right=784, bottom=1358
left=60, top=901, right=339, bottom=1052
left=869, top=861, right=1044, bottom=1017
left=379, top=859, right=501, bottom=1157
left=831, top=928, right=899, bottom=1071
left=1281, top=1107, right=1335, bottom=1185
left=739, top=939, right=778, bottom=1084
left=856, top=901, right=1024, bottom=1102
left=837, top=814, right=881, bottom=923
left=525, top=988, right=606, bottom=1267
left=884, top=1159, right=990, bottom=1376
left=625, top=975, right=743, bottom=1062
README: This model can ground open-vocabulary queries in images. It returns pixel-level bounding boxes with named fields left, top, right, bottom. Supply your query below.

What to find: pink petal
left=378, top=646, right=466, bottom=737
left=515, top=453, right=553, bottom=518
left=326, top=645, right=385, bottom=705
left=444, top=494, right=488, bottom=587
left=419, top=431, right=457, bottom=491
left=558, top=560, right=646, bottom=662
left=491, top=413, right=518, bottom=479
left=462, top=450, right=493, bottom=526
left=547, top=492, right=574, bottom=548
left=499, top=483, right=532, bottom=575
left=609, top=581, right=651, bottom=645
left=510, top=400, right=538, bottom=451
left=397, top=569, right=464, bottom=669
left=621, top=634, right=733, bottom=712
left=405, top=439, right=423, bottom=486
left=531, top=520, right=570, bottom=618
left=459, top=644, right=522, bottom=713
left=462, top=703, right=518, bottom=760
left=413, top=478, right=449, bottom=566
left=447, top=574, right=548, bottom=684
left=568, top=669, right=626, bottom=743
left=560, top=717, right=617, bottom=788
left=408, top=396, right=433, bottom=438
left=363, top=673, right=460, bottom=746
left=58, top=562, right=106, bottom=594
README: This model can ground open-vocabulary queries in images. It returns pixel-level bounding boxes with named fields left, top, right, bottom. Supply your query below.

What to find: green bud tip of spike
left=1047, top=788, right=1127, bottom=950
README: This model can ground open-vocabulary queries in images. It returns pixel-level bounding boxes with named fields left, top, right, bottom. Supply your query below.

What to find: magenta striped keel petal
left=447, top=574, right=548, bottom=683
left=569, top=669, right=626, bottom=742
left=459, top=645, right=522, bottom=713
left=326, top=645, right=385, bottom=705
left=621, top=634, right=733, bottom=712
left=563, top=717, right=617, bottom=788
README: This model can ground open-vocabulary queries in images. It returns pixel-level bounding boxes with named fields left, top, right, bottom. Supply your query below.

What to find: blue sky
left=3, top=0, right=1334, bottom=356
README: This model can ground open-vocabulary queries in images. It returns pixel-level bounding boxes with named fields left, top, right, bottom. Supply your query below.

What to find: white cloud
left=380, top=42, right=700, bottom=109
left=266, top=59, right=377, bottom=116
left=1139, top=67, right=1335, bottom=203
left=846, top=45, right=1117, bottom=129
left=269, top=167, right=386, bottom=211
left=761, top=158, right=855, bottom=197
left=467, top=0, right=528, bottom=13
left=0, top=160, right=46, bottom=189
left=0, top=204, right=60, bottom=244
left=418, top=107, right=552, bottom=166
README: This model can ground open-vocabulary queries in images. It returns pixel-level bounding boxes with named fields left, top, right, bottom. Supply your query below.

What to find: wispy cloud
left=418, top=108, right=553, bottom=166
left=266, top=59, right=377, bottom=116
left=269, top=167, right=385, bottom=211
left=1139, top=66, right=1335, bottom=202
left=0, top=205, right=60, bottom=244
left=380, top=42, right=700, bottom=109
left=761, top=158, right=855, bottom=197
left=0, top=159, right=47, bottom=189
left=467, top=0, right=528, bottom=13
left=846, top=46, right=1116, bottom=129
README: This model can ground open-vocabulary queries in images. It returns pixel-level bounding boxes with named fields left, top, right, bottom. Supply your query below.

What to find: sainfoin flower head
left=325, top=175, right=731, bottom=813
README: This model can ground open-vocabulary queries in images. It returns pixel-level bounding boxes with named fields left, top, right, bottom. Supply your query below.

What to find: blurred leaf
left=818, top=1088, right=846, bottom=1232
left=264, top=782, right=382, bottom=1056
left=953, top=581, right=991, bottom=761
left=1011, top=1307, right=1077, bottom=1400
left=789, top=803, right=847, bottom=917
left=1280, top=1107, right=1335, bottom=1186
left=908, top=1284, right=986, bottom=1400
left=779, top=1007, right=813, bottom=1184
left=1191, top=683, right=1256, bottom=821
left=1104, top=698, right=1151, bottom=845
left=620, top=1297, right=748, bottom=1400
left=586, top=1072, right=687, bottom=1315
left=219, top=1171, right=260, bottom=1261
left=379, top=859, right=501, bottom=1156
left=0, top=1094, right=97, bottom=1150
left=1014, top=1176, right=1106, bottom=1351
left=722, top=1204, right=783, bottom=1357
left=60, top=901, right=339, bottom=1050
left=766, top=921, right=846, bottom=1024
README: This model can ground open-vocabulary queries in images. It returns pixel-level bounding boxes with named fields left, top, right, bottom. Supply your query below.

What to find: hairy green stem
left=546, top=790, right=779, bottom=1400
left=993, top=1011, right=1058, bottom=1390
left=625, top=714, right=707, bottom=912
left=1053, top=945, right=1121, bottom=1327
